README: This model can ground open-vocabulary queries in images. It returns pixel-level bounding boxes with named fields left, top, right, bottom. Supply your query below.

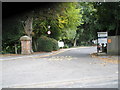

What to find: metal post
left=97, top=37, right=99, bottom=55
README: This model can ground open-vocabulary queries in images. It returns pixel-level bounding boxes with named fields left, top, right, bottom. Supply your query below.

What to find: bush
left=51, top=38, right=59, bottom=51
left=37, top=36, right=59, bottom=52
left=63, top=44, right=69, bottom=48
left=80, top=42, right=88, bottom=46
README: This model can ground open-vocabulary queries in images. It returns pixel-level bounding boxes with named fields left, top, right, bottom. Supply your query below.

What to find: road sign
left=97, top=32, right=107, bottom=38
left=108, top=39, right=112, bottom=43
left=97, top=32, right=108, bottom=45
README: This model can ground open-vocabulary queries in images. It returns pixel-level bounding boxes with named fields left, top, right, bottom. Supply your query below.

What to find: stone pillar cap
left=20, top=35, right=31, bottom=41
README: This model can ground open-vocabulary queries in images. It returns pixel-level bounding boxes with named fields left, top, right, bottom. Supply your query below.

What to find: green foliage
left=3, top=2, right=119, bottom=54
left=57, top=3, right=83, bottom=40
left=37, top=36, right=52, bottom=52
left=2, top=16, right=24, bottom=54
left=37, top=36, right=59, bottom=52
left=32, top=2, right=83, bottom=48
left=76, top=2, right=98, bottom=46
left=93, top=2, right=120, bottom=35
left=51, top=38, right=59, bottom=51
left=32, top=2, right=83, bottom=41
left=63, top=44, right=69, bottom=48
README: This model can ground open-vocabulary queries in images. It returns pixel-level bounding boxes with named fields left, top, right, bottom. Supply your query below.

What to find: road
left=1, top=46, right=118, bottom=88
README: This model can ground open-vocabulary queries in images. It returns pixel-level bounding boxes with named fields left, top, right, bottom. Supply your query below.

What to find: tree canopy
left=2, top=2, right=120, bottom=54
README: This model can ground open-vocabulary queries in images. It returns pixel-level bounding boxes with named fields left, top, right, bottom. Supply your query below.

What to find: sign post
left=97, top=32, right=108, bottom=53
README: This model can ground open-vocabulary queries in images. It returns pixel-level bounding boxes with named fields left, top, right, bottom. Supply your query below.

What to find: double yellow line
left=1, top=49, right=68, bottom=61
left=32, top=50, right=67, bottom=58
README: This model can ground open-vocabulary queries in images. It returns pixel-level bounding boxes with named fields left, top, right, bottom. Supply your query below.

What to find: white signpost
left=58, top=41, right=64, bottom=48
left=97, top=32, right=108, bottom=53
left=97, top=32, right=108, bottom=46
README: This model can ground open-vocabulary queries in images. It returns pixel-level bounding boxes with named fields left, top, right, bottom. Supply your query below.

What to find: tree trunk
left=115, top=12, right=119, bottom=35
left=31, top=37, right=33, bottom=53
left=24, top=17, right=33, bottom=53
left=33, top=40, right=37, bottom=52
left=73, top=38, right=77, bottom=47
left=115, top=19, right=119, bottom=35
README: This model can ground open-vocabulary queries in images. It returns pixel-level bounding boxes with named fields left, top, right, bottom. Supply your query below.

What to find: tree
left=4, top=2, right=119, bottom=53
left=32, top=2, right=83, bottom=48
left=76, top=2, right=120, bottom=46
left=57, top=2, right=83, bottom=41
left=76, top=2, right=98, bottom=46
left=2, top=16, right=24, bottom=54
left=23, top=17, right=33, bottom=53
left=93, top=2, right=120, bottom=35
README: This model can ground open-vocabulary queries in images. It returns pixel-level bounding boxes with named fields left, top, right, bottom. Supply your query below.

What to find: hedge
left=37, top=36, right=59, bottom=52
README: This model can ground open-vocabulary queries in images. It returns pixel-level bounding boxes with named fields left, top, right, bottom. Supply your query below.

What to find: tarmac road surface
left=1, top=46, right=118, bottom=88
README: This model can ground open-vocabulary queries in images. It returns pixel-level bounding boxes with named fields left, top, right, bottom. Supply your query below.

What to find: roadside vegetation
left=2, top=2, right=120, bottom=54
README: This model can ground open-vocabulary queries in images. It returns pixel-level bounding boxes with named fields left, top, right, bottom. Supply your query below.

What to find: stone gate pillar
left=20, top=36, right=31, bottom=55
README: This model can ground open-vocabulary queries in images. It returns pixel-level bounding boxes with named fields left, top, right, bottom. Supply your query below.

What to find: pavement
left=0, top=46, right=118, bottom=88
left=91, top=52, right=119, bottom=64
left=0, top=49, right=68, bottom=61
